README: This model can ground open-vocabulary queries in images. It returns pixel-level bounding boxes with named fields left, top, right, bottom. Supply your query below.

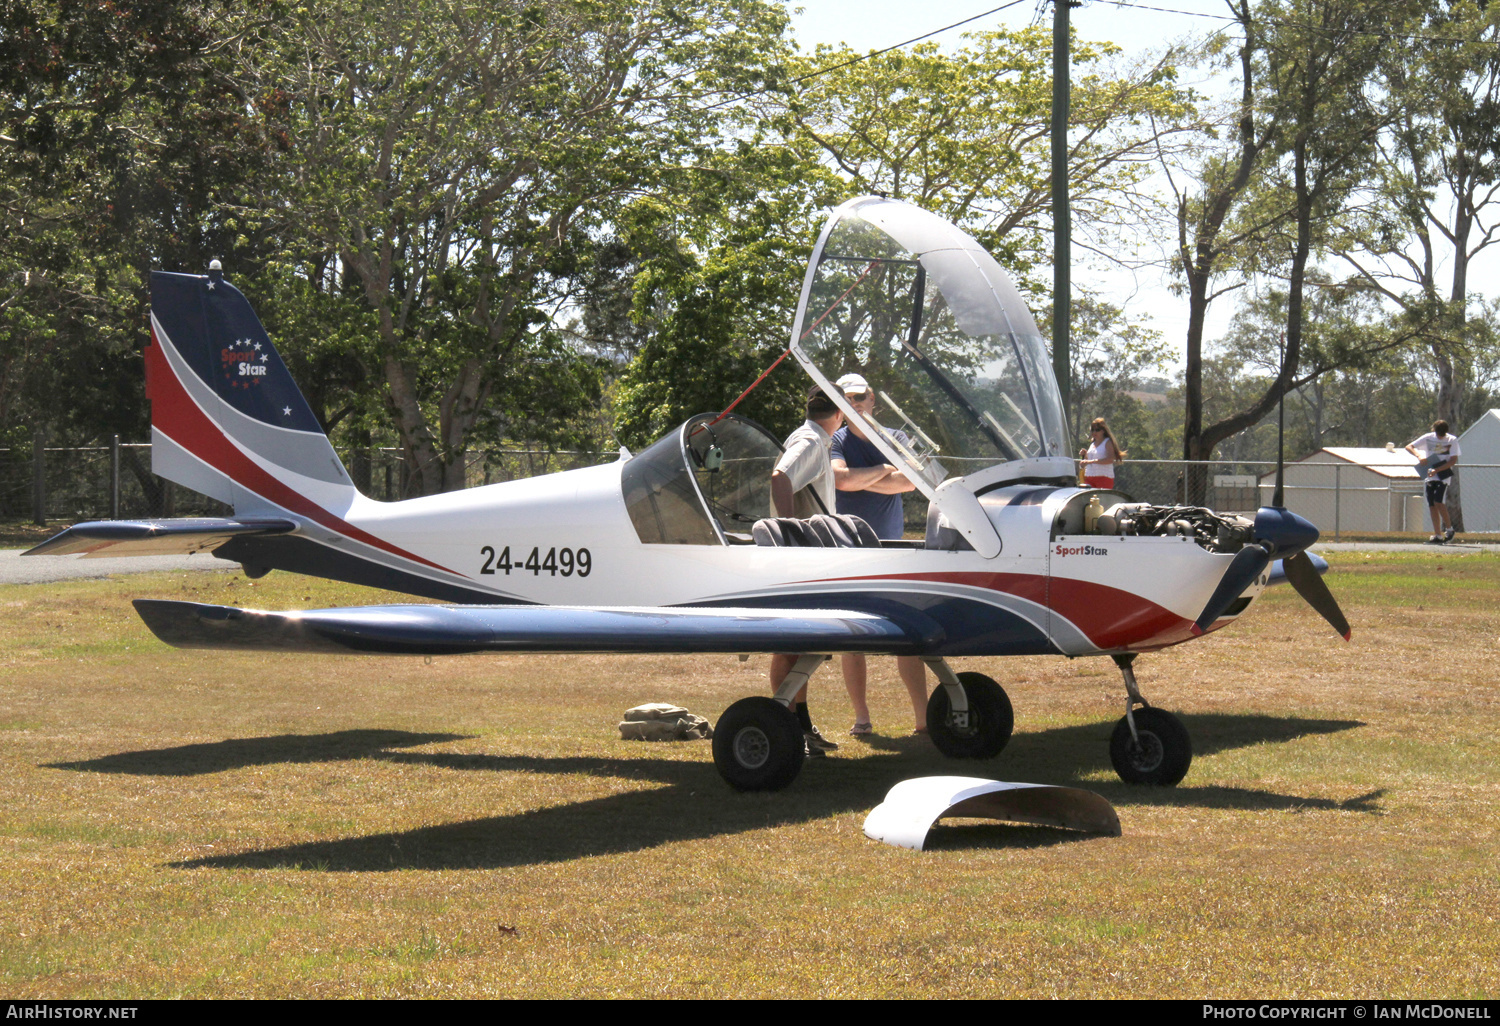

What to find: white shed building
left=1257, top=447, right=1424, bottom=534
left=1457, top=410, right=1500, bottom=532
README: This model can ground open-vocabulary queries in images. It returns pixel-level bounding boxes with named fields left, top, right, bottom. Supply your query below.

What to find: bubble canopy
left=789, top=197, right=1068, bottom=497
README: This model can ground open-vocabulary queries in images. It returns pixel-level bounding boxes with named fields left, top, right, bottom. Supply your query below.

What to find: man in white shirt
left=770, top=388, right=841, bottom=519
left=1405, top=420, right=1461, bottom=543
left=769, top=387, right=843, bottom=754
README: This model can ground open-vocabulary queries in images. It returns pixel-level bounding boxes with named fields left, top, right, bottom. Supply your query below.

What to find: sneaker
left=804, top=727, right=839, bottom=753
left=1445, top=527, right=1456, bottom=542
left=1428, top=535, right=1444, bottom=544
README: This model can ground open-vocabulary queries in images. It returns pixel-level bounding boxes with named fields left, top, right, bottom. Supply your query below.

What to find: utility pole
left=1052, top=0, right=1074, bottom=417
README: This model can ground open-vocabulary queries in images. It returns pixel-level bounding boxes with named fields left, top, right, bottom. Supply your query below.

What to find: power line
left=1090, top=0, right=1500, bottom=47
left=694, top=1, right=1032, bottom=113
left=791, top=0, right=1033, bottom=84
left=1091, top=0, right=1231, bottom=21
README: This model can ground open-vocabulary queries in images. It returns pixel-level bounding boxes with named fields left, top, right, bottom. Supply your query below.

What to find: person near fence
left=828, top=373, right=927, bottom=737
left=767, top=385, right=844, bottom=756
left=1079, top=417, right=1126, bottom=489
left=1405, top=420, right=1461, bottom=543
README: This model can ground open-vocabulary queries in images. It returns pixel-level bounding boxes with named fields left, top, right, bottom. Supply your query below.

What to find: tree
left=1217, top=279, right=1425, bottom=454
left=611, top=143, right=843, bottom=448
left=1168, top=0, right=1427, bottom=501
left=0, top=0, right=284, bottom=449
left=1334, top=0, right=1500, bottom=527
left=1039, top=294, right=1167, bottom=451
left=253, top=0, right=794, bottom=495
left=791, top=29, right=1197, bottom=299
left=609, top=26, right=1199, bottom=452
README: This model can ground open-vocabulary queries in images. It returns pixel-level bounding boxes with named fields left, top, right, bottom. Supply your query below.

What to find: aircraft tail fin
left=146, top=267, right=357, bottom=515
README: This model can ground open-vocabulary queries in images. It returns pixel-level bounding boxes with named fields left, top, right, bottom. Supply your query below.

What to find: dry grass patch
left=0, top=554, right=1496, bottom=997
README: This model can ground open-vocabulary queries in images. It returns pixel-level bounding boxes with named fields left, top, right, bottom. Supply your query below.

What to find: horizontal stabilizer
left=24, top=518, right=297, bottom=558
left=132, top=600, right=938, bottom=656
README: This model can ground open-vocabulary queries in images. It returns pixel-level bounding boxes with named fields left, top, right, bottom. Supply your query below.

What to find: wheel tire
left=927, top=671, right=1014, bottom=759
left=712, top=697, right=806, bottom=791
left=1109, top=707, right=1192, bottom=786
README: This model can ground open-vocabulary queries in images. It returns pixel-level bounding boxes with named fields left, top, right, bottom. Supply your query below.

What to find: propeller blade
left=1282, top=550, right=1352, bottom=640
left=1191, top=543, right=1272, bottom=636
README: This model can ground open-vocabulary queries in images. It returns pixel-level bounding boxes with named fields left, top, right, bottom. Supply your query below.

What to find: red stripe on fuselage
left=1047, top=575, right=1208, bottom=650
left=808, top=570, right=1208, bottom=650
left=145, top=327, right=460, bottom=578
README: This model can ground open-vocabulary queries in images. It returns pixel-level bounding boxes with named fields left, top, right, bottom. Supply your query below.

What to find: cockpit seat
left=752, top=514, right=881, bottom=548
left=824, top=513, right=882, bottom=548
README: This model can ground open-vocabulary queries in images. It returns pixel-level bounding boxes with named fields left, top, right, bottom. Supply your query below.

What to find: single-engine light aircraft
left=28, top=197, right=1350, bottom=791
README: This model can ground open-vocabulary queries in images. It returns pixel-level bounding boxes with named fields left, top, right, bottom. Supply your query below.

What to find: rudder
left=146, top=267, right=356, bottom=515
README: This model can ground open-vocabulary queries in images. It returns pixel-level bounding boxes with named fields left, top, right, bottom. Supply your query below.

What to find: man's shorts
left=1426, top=475, right=1451, bottom=507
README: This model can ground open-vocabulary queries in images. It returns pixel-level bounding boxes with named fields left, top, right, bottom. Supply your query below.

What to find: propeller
left=1190, top=542, right=1271, bottom=636
left=1192, top=329, right=1351, bottom=639
left=1186, top=502, right=1349, bottom=641
left=1279, top=550, right=1351, bottom=640
left=1189, top=503, right=1349, bottom=639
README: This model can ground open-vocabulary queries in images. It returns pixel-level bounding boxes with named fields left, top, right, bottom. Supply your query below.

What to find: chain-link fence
left=8, top=441, right=1497, bottom=537
left=0, top=441, right=228, bottom=522
left=1106, top=459, right=1500, bottom=538
left=1, top=440, right=618, bottom=523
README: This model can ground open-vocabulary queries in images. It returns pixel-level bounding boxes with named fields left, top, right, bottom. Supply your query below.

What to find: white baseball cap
left=836, top=373, right=870, bottom=394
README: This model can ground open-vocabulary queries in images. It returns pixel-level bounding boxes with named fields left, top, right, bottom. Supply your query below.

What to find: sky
left=780, top=0, right=1251, bottom=368
left=785, top=0, right=1228, bottom=62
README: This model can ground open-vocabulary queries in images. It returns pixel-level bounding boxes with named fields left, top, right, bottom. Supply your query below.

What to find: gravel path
left=1314, top=541, right=1500, bottom=555
left=0, top=549, right=233, bottom=585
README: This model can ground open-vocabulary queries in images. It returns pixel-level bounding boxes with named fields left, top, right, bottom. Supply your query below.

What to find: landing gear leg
left=1107, top=654, right=1191, bottom=786
left=712, top=654, right=827, bottom=791
left=771, top=654, right=829, bottom=707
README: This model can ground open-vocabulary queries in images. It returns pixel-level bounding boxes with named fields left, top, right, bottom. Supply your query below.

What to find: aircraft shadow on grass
left=44, top=729, right=469, bottom=776
left=63, top=711, right=1374, bottom=871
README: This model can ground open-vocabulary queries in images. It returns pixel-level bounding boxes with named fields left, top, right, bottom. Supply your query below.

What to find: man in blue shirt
left=830, top=373, right=928, bottom=736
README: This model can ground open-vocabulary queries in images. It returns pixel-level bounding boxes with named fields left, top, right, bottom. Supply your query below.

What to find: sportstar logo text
left=1054, top=544, right=1109, bottom=557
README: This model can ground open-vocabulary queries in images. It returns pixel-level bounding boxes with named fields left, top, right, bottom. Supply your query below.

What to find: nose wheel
left=1107, top=655, right=1192, bottom=786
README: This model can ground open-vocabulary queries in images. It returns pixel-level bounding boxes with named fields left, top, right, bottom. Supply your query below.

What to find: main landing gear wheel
left=1109, top=707, right=1192, bottom=786
left=712, top=696, right=806, bottom=791
left=927, top=671, right=1014, bottom=759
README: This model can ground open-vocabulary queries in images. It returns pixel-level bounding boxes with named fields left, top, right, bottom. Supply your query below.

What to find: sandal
left=849, top=721, right=873, bottom=736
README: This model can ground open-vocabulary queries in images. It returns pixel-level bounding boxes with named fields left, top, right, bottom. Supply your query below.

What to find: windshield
left=621, top=413, right=787, bottom=545
left=789, top=197, right=1068, bottom=494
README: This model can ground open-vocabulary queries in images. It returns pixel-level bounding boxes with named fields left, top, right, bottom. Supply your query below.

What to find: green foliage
left=0, top=0, right=284, bottom=445
left=611, top=144, right=842, bottom=448
left=251, top=0, right=797, bottom=493
left=1039, top=295, right=1168, bottom=454
left=791, top=30, right=1196, bottom=300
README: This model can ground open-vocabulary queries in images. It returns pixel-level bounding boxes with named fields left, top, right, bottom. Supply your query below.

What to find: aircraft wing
left=24, top=518, right=297, bottom=557
left=132, top=600, right=941, bottom=656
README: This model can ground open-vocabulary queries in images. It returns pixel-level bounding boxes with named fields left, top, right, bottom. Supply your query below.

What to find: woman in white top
left=1079, top=417, right=1126, bottom=489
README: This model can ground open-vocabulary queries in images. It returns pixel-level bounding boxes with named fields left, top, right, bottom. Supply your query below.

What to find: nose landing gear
left=1107, top=654, right=1192, bottom=786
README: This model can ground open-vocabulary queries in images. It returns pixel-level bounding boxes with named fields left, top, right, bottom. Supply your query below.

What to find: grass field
left=0, top=553, right=1496, bottom=998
